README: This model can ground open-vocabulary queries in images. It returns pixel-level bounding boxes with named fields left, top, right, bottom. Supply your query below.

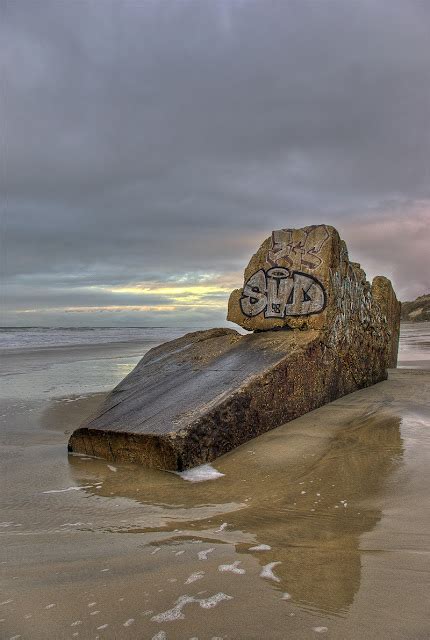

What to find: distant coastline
left=401, top=294, right=430, bottom=322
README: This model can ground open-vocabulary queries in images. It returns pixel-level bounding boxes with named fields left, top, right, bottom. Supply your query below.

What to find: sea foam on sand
left=151, top=592, right=233, bottom=622
left=176, top=464, right=225, bottom=482
left=42, top=485, right=98, bottom=494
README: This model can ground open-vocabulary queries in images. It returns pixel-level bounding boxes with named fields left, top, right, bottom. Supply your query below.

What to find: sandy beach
left=1, top=324, right=429, bottom=639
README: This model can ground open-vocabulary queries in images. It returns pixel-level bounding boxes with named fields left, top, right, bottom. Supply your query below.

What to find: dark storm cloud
left=2, top=0, right=430, bottom=324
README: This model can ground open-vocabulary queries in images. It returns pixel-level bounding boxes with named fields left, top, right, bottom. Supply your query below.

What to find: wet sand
left=1, top=325, right=429, bottom=639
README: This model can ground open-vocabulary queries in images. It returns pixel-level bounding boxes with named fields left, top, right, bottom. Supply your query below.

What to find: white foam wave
left=152, top=592, right=232, bottom=623
left=198, top=548, right=214, bottom=560
left=249, top=544, right=271, bottom=551
left=218, top=561, right=245, bottom=575
left=42, top=485, right=97, bottom=494
left=123, top=618, right=135, bottom=627
left=260, top=562, right=281, bottom=582
left=185, top=571, right=205, bottom=584
left=176, top=464, right=225, bottom=483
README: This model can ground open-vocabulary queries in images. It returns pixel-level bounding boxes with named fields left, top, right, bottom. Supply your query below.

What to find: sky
left=2, top=0, right=429, bottom=327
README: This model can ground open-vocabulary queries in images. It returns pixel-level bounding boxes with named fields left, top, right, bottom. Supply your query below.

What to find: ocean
left=0, top=327, right=196, bottom=401
left=1, top=323, right=428, bottom=359
left=0, top=326, right=195, bottom=350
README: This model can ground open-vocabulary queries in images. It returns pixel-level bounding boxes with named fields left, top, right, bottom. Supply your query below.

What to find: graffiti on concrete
left=327, top=241, right=385, bottom=345
left=267, top=225, right=330, bottom=271
left=240, top=267, right=326, bottom=318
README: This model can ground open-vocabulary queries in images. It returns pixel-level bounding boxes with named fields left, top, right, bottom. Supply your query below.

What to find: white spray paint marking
left=218, top=561, right=245, bottom=575
left=107, top=465, right=117, bottom=472
left=198, top=548, right=214, bottom=561
left=88, top=602, right=97, bottom=607
left=90, top=610, right=100, bottom=615
left=71, top=620, right=82, bottom=626
left=152, top=592, right=232, bottom=623
left=45, top=603, right=56, bottom=609
left=151, top=547, right=161, bottom=555
left=215, top=522, right=228, bottom=532
left=176, top=464, right=225, bottom=483
left=313, top=627, right=328, bottom=633
left=97, top=624, right=109, bottom=630
left=249, top=544, right=271, bottom=551
left=260, top=562, right=281, bottom=582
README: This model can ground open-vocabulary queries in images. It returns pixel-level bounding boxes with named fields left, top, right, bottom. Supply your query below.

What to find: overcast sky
left=2, top=0, right=429, bottom=327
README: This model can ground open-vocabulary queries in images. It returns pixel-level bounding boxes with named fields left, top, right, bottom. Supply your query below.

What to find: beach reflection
left=68, top=410, right=403, bottom=616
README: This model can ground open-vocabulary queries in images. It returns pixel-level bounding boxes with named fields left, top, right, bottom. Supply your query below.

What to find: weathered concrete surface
left=228, top=224, right=400, bottom=367
left=69, top=224, right=401, bottom=469
left=69, top=326, right=388, bottom=470
left=228, top=224, right=338, bottom=332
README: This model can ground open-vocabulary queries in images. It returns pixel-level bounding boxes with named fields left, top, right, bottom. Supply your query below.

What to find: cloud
left=2, top=0, right=430, bottom=325
left=338, top=201, right=430, bottom=299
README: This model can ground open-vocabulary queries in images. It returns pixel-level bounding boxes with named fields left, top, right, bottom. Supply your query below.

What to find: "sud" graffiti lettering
left=240, top=268, right=326, bottom=318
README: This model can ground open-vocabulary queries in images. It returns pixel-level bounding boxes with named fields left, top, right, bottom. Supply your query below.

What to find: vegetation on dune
left=401, top=294, right=430, bottom=322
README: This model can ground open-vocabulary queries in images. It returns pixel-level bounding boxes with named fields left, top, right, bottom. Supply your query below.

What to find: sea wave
left=0, top=327, right=197, bottom=350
